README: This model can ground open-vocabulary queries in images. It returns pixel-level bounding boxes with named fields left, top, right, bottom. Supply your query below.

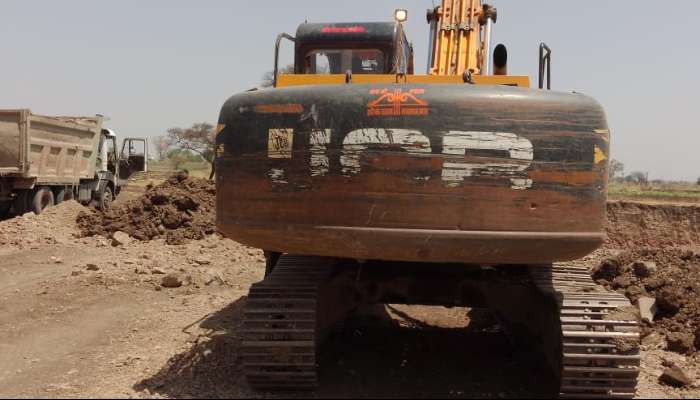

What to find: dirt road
left=0, top=198, right=699, bottom=398
left=0, top=218, right=548, bottom=398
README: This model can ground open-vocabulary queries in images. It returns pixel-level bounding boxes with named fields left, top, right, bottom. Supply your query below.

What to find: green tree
left=609, top=159, right=624, bottom=181
left=167, top=123, right=215, bottom=180
left=165, top=149, right=193, bottom=170
left=152, top=135, right=171, bottom=161
left=627, top=171, right=648, bottom=185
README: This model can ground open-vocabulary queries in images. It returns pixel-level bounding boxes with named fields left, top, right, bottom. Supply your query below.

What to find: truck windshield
left=305, top=49, right=385, bottom=74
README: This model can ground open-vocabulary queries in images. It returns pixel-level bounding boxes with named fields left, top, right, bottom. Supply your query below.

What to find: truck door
left=118, top=138, right=148, bottom=184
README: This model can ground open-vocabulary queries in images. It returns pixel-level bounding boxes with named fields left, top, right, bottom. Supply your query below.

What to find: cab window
left=305, top=49, right=385, bottom=74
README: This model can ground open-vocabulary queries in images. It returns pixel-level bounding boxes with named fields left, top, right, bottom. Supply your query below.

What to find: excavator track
left=530, top=264, right=641, bottom=399
left=241, top=255, right=334, bottom=391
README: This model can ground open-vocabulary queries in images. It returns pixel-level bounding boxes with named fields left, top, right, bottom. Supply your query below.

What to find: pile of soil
left=593, top=249, right=699, bottom=354
left=0, top=200, right=87, bottom=250
left=594, top=201, right=700, bottom=356
left=77, top=172, right=216, bottom=245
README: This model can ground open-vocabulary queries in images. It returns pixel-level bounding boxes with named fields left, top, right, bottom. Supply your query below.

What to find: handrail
left=539, top=43, right=551, bottom=90
left=274, top=33, right=296, bottom=88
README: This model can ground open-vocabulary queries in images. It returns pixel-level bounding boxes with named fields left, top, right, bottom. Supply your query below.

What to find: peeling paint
left=441, top=131, right=534, bottom=189
left=261, top=127, right=536, bottom=190
left=340, top=128, right=431, bottom=176
left=310, top=129, right=331, bottom=176
left=267, top=168, right=288, bottom=184
left=300, top=104, right=320, bottom=124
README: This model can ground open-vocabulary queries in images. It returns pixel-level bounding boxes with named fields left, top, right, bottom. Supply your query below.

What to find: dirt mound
left=594, top=202, right=700, bottom=356
left=0, top=200, right=86, bottom=250
left=77, top=172, right=216, bottom=245
left=605, top=201, right=700, bottom=249
left=593, top=248, right=700, bottom=355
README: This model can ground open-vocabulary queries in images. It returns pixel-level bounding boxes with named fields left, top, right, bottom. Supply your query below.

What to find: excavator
left=215, top=1, right=640, bottom=397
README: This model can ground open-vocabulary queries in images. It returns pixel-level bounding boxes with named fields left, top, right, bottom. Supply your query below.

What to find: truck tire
left=11, top=190, right=30, bottom=215
left=32, top=186, right=55, bottom=215
left=98, top=185, right=113, bottom=211
left=0, top=201, right=11, bottom=218
left=54, top=187, right=67, bottom=204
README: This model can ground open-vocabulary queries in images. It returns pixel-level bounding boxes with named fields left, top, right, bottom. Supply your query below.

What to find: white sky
left=2, top=1, right=699, bottom=181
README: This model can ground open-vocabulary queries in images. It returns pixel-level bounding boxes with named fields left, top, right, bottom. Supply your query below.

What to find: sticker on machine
left=268, top=128, right=294, bottom=159
left=367, top=88, right=429, bottom=116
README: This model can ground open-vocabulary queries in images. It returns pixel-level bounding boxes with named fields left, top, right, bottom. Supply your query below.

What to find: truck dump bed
left=0, top=110, right=102, bottom=184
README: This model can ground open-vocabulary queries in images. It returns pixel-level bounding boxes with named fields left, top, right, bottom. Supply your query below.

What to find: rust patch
left=527, top=170, right=597, bottom=186
left=255, top=104, right=304, bottom=114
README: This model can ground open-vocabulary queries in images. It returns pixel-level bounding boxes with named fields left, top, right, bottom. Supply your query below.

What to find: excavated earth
left=77, top=172, right=216, bottom=245
left=596, top=202, right=700, bottom=356
left=0, top=185, right=699, bottom=398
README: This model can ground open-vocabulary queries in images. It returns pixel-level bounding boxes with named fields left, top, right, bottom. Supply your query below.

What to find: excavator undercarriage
left=242, top=255, right=640, bottom=398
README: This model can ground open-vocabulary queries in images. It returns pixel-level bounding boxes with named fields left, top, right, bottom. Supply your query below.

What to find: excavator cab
left=272, top=21, right=414, bottom=87
left=293, top=22, right=413, bottom=75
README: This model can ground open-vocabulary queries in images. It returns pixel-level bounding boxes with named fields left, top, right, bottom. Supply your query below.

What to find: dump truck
left=215, top=1, right=640, bottom=397
left=0, top=109, right=148, bottom=216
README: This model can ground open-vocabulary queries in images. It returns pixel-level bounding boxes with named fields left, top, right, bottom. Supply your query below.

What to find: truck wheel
left=11, top=190, right=30, bottom=215
left=32, top=187, right=55, bottom=215
left=98, top=186, right=114, bottom=211
left=54, top=187, right=66, bottom=204
left=0, top=201, right=11, bottom=218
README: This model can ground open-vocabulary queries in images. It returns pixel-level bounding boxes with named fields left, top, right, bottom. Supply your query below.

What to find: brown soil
left=1, top=195, right=699, bottom=398
left=77, top=172, right=216, bottom=245
left=592, top=248, right=700, bottom=354
left=594, top=202, right=700, bottom=358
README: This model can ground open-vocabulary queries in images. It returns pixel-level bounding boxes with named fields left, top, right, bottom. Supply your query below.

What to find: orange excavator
left=214, top=1, right=640, bottom=397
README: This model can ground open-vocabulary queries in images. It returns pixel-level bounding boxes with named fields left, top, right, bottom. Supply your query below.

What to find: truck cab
left=91, top=130, right=148, bottom=211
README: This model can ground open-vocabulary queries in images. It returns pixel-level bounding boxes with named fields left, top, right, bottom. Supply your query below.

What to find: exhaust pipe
left=480, top=4, right=498, bottom=75
left=482, top=17, right=493, bottom=75
left=493, top=43, right=507, bottom=75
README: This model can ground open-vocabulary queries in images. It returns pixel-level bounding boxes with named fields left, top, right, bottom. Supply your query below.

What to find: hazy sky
left=2, top=1, right=699, bottom=181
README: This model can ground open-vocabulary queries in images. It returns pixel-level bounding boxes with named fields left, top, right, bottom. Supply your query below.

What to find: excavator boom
left=427, top=0, right=490, bottom=76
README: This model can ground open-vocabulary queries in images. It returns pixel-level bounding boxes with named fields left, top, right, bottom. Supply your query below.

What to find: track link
left=241, top=255, right=334, bottom=391
left=530, top=264, right=641, bottom=399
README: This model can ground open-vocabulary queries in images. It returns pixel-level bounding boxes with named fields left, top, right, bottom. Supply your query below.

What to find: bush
left=166, top=149, right=203, bottom=169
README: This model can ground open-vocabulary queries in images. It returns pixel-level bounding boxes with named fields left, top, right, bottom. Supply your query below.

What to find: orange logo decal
left=255, top=104, right=304, bottom=114
left=367, top=88, right=429, bottom=117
